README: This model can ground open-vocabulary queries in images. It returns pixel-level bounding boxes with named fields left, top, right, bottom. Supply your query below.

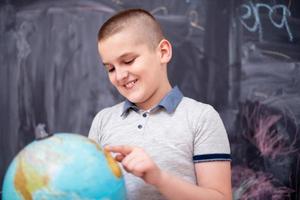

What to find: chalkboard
left=232, top=1, right=300, bottom=199
left=0, top=0, right=299, bottom=199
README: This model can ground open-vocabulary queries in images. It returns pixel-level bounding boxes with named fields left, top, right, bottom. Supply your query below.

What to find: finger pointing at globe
left=105, top=145, right=164, bottom=187
left=105, top=145, right=134, bottom=156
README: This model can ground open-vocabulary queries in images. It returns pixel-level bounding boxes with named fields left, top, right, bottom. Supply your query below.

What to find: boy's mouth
left=124, top=79, right=137, bottom=89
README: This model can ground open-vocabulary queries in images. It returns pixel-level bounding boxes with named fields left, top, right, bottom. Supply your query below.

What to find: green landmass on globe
left=2, top=129, right=126, bottom=200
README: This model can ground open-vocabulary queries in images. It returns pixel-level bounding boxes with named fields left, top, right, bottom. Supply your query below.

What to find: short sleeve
left=193, top=105, right=231, bottom=163
left=88, top=111, right=103, bottom=144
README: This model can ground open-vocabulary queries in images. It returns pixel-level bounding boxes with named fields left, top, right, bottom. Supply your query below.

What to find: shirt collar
left=121, top=86, right=183, bottom=116
left=158, top=86, right=183, bottom=113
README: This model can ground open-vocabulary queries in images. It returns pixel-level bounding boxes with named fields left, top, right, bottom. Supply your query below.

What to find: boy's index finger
left=105, top=145, right=133, bottom=155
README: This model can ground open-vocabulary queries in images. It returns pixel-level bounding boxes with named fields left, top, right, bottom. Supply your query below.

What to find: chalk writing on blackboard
left=151, top=6, right=204, bottom=31
left=260, top=49, right=291, bottom=60
left=112, top=0, right=123, bottom=5
left=240, top=2, right=293, bottom=42
left=151, top=6, right=168, bottom=15
left=188, top=10, right=204, bottom=31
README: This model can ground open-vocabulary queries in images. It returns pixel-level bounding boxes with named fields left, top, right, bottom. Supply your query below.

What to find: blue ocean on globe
left=2, top=133, right=126, bottom=200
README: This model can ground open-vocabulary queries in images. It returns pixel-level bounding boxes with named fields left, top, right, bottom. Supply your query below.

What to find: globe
left=2, top=133, right=126, bottom=200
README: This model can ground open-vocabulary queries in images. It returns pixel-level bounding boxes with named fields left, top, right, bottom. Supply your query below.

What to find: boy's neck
left=136, top=82, right=172, bottom=111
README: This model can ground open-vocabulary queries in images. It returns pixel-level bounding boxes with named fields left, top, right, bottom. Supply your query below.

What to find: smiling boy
left=89, top=8, right=232, bottom=200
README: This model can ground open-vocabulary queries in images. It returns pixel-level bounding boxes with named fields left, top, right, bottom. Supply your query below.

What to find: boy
left=89, top=8, right=232, bottom=200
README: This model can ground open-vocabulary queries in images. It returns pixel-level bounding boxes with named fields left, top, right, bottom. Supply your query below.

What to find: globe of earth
left=2, top=133, right=126, bottom=200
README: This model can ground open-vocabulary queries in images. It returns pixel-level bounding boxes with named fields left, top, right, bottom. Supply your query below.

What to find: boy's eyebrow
left=118, top=52, right=137, bottom=59
left=102, top=52, right=137, bottom=66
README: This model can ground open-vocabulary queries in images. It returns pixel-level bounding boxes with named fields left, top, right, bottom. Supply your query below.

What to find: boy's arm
left=106, top=145, right=232, bottom=200
left=156, top=161, right=232, bottom=200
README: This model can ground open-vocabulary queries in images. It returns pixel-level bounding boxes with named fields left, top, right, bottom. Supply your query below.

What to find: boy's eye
left=108, top=67, right=115, bottom=73
left=103, top=64, right=115, bottom=73
left=124, top=58, right=135, bottom=65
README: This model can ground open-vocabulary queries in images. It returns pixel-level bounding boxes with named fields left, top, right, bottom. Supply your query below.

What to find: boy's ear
left=158, top=39, right=172, bottom=64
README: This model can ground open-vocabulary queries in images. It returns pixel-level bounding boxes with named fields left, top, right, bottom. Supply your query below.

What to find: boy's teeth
left=125, top=80, right=136, bottom=88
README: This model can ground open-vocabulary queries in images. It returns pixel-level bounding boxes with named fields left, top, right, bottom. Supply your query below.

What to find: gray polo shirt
left=88, top=86, right=231, bottom=200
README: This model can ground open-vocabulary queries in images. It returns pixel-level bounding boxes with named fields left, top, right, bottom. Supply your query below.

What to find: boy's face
left=98, top=27, right=171, bottom=110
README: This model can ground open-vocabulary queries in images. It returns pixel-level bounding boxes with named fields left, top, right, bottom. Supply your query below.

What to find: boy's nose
left=115, top=69, right=129, bottom=82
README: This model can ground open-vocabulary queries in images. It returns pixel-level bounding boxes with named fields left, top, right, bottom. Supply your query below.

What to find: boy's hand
left=105, top=145, right=162, bottom=186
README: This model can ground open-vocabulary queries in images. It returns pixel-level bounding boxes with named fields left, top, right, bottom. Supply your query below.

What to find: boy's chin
left=126, top=96, right=144, bottom=105
left=122, top=92, right=141, bottom=102
left=126, top=97, right=140, bottom=104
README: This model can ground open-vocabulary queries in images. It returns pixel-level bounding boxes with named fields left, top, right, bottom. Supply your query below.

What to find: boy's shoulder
left=178, top=96, right=223, bottom=123
left=180, top=96, right=214, bottom=113
left=103, top=101, right=125, bottom=112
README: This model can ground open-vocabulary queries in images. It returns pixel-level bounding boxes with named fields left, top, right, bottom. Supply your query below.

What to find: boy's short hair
left=98, top=8, right=164, bottom=50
